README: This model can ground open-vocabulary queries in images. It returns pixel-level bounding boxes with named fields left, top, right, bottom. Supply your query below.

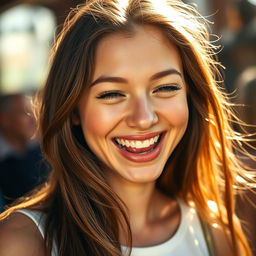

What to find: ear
left=71, top=109, right=80, bottom=125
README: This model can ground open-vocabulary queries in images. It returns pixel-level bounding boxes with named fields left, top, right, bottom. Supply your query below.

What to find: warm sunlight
left=116, top=0, right=129, bottom=22
left=207, top=200, right=218, bottom=213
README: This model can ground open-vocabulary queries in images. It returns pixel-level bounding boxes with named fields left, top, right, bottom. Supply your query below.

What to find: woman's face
left=75, top=25, right=189, bottom=185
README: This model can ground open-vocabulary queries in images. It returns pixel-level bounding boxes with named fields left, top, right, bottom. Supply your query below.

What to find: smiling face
left=75, top=25, right=189, bottom=185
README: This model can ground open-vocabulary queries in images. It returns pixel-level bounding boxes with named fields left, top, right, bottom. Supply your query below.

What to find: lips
left=112, top=131, right=166, bottom=162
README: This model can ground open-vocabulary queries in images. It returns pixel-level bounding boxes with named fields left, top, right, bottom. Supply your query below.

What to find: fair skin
left=0, top=25, right=234, bottom=255
left=0, top=212, right=45, bottom=256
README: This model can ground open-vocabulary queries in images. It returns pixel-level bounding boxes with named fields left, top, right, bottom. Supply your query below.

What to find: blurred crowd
left=0, top=93, right=49, bottom=211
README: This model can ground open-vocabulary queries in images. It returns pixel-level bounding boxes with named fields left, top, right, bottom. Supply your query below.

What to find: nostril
left=126, top=110, right=158, bottom=129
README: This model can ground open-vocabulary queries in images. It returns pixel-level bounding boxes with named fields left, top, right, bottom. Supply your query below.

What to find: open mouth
left=114, top=134, right=161, bottom=154
left=112, top=131, right=166, bottom=162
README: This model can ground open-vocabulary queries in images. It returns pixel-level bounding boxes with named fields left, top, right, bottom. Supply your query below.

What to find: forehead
left=92, top=24, right=183, bottom=79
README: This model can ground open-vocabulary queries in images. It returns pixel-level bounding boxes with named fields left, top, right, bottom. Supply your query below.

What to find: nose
left=126, top=96, right=158, bottom=130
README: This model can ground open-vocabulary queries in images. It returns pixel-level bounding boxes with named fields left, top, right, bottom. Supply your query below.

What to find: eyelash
left=153, top=84, right=181, bottom=93
left=96, top=91, right=125, bottom=99
left=96, top=84, right=181, bottom=100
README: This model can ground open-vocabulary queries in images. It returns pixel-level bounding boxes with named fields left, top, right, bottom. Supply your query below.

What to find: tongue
left=123, top=142, right=156, bottom=153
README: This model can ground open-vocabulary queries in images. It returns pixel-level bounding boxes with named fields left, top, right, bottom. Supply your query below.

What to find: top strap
left=199, top=216, right=217, bottom=256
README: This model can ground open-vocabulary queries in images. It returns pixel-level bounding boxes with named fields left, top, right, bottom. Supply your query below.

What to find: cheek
left=173, top=100, right=189, bottom=126
left=158, top=96, right=189, bottom=126
left=80, top=102, right=124, bottom=138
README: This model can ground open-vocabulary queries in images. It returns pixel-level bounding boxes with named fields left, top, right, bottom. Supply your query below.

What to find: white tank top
left=16, top=200, right=209, bottom=256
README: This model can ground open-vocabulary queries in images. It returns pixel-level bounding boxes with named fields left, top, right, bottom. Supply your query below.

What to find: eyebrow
left=89, top=68, right=182, bottom=87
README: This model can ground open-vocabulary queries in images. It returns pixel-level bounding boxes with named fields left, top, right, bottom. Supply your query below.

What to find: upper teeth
left=115, top=135, right=160, bottom=149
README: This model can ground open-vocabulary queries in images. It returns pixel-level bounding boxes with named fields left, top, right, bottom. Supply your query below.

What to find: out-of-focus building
left=0, top=4, right=56, bottom=93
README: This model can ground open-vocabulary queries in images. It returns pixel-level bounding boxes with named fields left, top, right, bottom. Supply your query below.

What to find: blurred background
left=0, top=0, right=255, bottom=254
left=0, top=0, right=256, bottom=94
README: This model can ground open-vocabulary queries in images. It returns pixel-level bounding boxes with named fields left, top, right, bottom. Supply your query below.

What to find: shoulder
left=0, top=212, right=46, bottom=256
left=210, top=215, right=244, bottom=256
left=210, top=223, right=233, bottom=256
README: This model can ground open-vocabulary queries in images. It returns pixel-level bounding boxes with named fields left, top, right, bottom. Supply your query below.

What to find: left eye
left=153, top=84, right=181, bottom=93
left=96, top=91, right=125, bottom=100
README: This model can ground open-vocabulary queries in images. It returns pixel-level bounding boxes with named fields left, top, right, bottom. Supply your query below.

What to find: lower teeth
left=120, top=143, right=157, bottom=154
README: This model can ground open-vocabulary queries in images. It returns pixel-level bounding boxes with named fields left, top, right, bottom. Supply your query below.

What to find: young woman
left=0, top=0, right=254, bottom=255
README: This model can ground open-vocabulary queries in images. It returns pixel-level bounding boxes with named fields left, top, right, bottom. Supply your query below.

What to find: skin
left=76, top=25, right=189, bottom=184
left=0, top=212, right=45, bottom=256
left=74, top=24, right=189, bottom=246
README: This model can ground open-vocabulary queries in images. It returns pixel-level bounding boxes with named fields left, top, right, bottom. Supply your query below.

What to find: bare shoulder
left=210, top=223, right=233, bottom=256
left=210, top=215, right=244, bottom=256
left=0, top=212, right=46, bottom=256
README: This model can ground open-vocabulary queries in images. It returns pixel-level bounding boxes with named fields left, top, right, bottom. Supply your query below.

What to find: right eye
left=96, top=91, right=125, bottom=100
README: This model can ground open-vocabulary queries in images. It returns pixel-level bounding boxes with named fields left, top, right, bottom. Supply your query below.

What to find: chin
left=122, top=166, right=164, bottom=184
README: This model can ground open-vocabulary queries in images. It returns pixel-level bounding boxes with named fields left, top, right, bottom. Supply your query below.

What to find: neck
left=107, top=173, right=180, bottom=248
left=109, top=176, right=158, bottom=233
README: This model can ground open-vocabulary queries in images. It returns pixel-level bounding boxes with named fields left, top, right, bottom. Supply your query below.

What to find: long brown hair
left=1, top=0, right=254, bottom=255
